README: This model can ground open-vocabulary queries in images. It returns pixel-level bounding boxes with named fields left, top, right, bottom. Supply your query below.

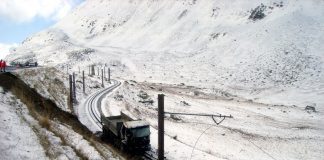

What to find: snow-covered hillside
left=3, top=1, right=324, bottom=159
left=6, top=0, right=324, bottom=109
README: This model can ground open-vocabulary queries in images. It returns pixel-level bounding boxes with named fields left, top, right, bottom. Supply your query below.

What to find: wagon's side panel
left=101, top=115, right=123, bottom=137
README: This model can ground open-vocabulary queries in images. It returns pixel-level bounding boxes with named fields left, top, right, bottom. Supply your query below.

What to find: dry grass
left=39, top=116, right=51, bottom=130
left=0, top=73, right=124, bottom=160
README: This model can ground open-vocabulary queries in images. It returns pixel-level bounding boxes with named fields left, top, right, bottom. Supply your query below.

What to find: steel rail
left=86, top=80, right=121, bottom=130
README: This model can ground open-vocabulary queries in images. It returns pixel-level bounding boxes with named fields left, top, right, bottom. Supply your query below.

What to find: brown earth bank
left=0, top=73, right=127, bottom=159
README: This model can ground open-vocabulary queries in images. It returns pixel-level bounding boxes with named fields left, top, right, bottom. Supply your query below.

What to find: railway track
left=85, top=80, right=161, bottom=160
left=85, top=80, right=121, bottom=130
left=142, top=150, right=159, bottom=160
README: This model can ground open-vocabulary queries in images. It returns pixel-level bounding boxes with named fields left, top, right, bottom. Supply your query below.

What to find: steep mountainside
left=6, top=0, right=324, bottom=107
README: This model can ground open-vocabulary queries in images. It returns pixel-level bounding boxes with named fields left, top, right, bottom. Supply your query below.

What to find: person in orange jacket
left=0, top=59, right=3, bottom=72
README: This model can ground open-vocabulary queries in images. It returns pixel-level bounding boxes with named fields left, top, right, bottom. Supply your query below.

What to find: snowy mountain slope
left=0, top=75, right=120, bottom=160
left=0, top=89, right=47, bottom=160
left=6, top=0, right=324, bottom=107
left=102, top=80, right=324, bottom=160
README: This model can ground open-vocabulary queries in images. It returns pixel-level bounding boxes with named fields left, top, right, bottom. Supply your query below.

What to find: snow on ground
left=78, top=82, right=116, bottom=133
left=102, top=80, right=324, bottom=160
left=14, top=67, right=112, bottom=115
left=14, top=67, right=71, bottom=112
left=0, top=78, right=119, bottom=160
left=6, top=0, right=324, bottom=110
left=0, top=87, right=84, bottom=160
left=0, top=87, right=47, bottom=160
left=50, top=122, right=103, bottom=160
left=4, top=0, right=324, bottom=159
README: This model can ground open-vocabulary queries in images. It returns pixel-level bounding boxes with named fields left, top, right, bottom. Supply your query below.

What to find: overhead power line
left=164, top=112, right=233, bottom=125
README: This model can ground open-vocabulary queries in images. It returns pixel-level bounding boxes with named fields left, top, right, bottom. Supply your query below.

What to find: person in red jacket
left=3, top=60, right=6, bottom=72
left=0, top=60, right=3, bottom=72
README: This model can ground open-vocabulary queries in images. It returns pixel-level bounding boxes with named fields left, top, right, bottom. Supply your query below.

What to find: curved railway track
left=84, top=80, right=159, bottom=159
left=143, top=150, right=159, bottom=160
left=85, top=80, right=121, bottom=130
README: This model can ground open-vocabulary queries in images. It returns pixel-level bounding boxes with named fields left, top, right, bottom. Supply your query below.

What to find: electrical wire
left=190, top=124, right=214, bottom=160
left=185, top=122, right=278, bottom=160
left=164, top=111, right=277, bottom=160
left=245, top=138, right=278, bottom=160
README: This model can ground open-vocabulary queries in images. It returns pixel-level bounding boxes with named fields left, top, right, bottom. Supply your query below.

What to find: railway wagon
left=101, top=112, right=151, bottom=151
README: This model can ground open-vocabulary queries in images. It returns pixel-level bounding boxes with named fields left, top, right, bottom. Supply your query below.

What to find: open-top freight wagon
left=101, top=112, right=151, bottom=152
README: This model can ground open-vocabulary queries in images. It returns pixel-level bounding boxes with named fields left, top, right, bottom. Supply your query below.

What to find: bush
left=138, top=90, right=149, bottom=100
left=138, top=99, right=154, bottom=105
left=249, top=4, right=267, bottom=21
left=305, top=105, right=316, bottom=113
left=114, top=93, right=124, bottom=101
left=39, top=116, right=51, bottom=129
left=180, top=101, right=190, bottom=106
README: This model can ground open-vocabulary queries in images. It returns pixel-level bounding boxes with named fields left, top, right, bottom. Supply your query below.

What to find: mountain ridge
left=6, top=0, right=324, bottom=107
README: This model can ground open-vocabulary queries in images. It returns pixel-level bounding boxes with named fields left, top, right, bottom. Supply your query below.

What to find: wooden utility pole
left=157, top=96, right=233, bottom=160
left=72, top=72, right=76, bottom=103
left=82, top=70, right=85, bottom=93
left=97, top=67, right=99, bottom=76
left=108, top=68, right=110, bottom=83
left=104, top=67, right=106, bottom=79
left=91, top=65, right=95, bottom=76
left=101, top=69, right=104, bottom=87
left=158, top=94, right=165, bottom=160
left=69, top=75, right=73, bottom=105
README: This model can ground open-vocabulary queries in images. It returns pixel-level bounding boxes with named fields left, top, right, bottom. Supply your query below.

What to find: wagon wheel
left=101, top=128, right=108, bottom=141
left=120, top=143, right=128, bottom=152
